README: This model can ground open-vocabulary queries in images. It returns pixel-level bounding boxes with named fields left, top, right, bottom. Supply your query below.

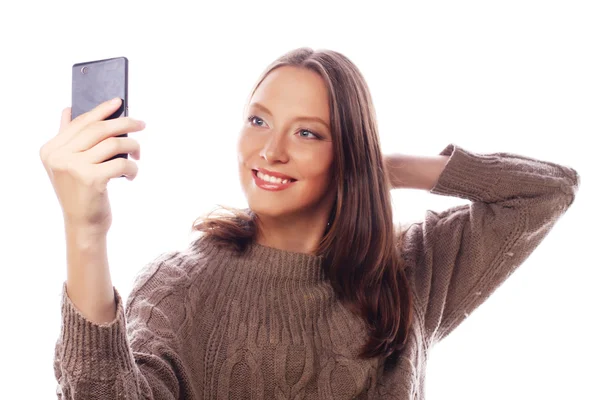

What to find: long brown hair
left=191, top=47, right=414, bottom=362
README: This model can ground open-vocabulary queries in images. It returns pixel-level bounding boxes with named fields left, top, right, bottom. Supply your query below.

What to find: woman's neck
left=255, top=214, right=328, bottom=255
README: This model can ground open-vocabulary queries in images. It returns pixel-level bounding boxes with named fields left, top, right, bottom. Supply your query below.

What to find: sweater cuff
left=430, top=143, right=504, bottom=202
left=58, top=281, right=135, bottom=379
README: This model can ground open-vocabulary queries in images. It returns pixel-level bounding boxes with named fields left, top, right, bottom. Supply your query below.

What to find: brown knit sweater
left=53, top=143, right=580, bottom=399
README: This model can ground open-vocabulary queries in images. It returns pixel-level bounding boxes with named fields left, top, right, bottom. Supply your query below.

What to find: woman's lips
left=255, top=167, right=296, bottom=181
left=252, top=169, right=297, bottom=191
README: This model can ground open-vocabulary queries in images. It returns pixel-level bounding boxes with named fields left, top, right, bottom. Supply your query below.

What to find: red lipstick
left=252, top=169, right=297, bottom=191
left=255, top=168, right=296, bottom=180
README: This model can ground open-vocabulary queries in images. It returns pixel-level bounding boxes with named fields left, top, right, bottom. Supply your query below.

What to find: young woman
left=42, top=47, right=579, bottom=399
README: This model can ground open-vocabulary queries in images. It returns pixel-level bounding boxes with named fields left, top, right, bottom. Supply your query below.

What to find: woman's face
left=237, top=65, right=335, bottom=220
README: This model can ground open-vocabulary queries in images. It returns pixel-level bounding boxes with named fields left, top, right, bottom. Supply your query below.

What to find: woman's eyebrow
left=249, top=102, right=330, bottom=130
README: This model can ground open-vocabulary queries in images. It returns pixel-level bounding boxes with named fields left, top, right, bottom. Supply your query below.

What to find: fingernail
left=138, top=120, right=146, bottom=128
left=111, top=97, right=121, bottom=105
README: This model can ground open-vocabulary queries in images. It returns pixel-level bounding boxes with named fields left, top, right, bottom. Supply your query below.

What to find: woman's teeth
left=257, top=171, right=292, bottom=184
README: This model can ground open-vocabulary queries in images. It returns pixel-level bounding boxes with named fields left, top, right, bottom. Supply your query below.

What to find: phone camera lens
left=81, top=66, right=89, bottom=74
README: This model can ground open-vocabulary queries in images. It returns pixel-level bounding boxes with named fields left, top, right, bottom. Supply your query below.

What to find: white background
left=1, top=1, right=597, bottom=398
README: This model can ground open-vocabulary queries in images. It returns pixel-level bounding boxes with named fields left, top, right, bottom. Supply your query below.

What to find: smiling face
left=237, top=65, right=336, bottom=222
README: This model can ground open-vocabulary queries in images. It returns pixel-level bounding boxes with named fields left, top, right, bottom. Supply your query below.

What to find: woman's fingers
left=95, top=156, right=140, bottom=182
left=66, top=97, right=124, bottom=136
left=81, top=137, right=141, bottom=164
left=59, top=107, right=72, bottom=131
left=48, top=98, right=125, bottom=154
left=66, top=117, right=145, bottom=154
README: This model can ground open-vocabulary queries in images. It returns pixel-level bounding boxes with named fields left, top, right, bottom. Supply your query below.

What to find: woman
left=43, top=47, right=580, bottom=399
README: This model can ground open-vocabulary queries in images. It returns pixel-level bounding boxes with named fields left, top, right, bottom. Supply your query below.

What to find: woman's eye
left=248, top=115, right=319, bottom=139
left=248, top=115, right=264, bottom=127
left=298, top=129, right=318, bottom=139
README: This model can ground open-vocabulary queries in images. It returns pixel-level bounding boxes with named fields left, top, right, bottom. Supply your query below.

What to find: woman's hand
left=384, top=153, right=449, bottom=190
left=39, top=98, right=146, bottom=234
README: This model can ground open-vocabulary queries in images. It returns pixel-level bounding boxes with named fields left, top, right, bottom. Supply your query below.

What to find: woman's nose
left=260, top=134, right=289, bottom=163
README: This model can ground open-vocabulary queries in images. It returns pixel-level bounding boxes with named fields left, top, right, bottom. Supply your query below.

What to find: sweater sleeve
left=399, top=143, right=580, bottom=346
left=53, top=250, right=198, bottom=399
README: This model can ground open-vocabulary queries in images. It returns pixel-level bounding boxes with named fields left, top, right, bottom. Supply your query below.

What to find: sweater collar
left=232, top=241, right=327, bottom=283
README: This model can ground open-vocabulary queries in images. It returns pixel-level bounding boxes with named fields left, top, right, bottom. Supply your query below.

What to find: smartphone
left=71, top=56, right=129, bottom=164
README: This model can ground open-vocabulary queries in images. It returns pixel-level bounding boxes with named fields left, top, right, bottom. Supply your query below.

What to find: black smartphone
left=71, top=56, right=129, bottom=163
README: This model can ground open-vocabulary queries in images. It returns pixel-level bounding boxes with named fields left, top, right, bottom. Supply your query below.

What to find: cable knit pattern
left=53, top=143, right=580, bottom=399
